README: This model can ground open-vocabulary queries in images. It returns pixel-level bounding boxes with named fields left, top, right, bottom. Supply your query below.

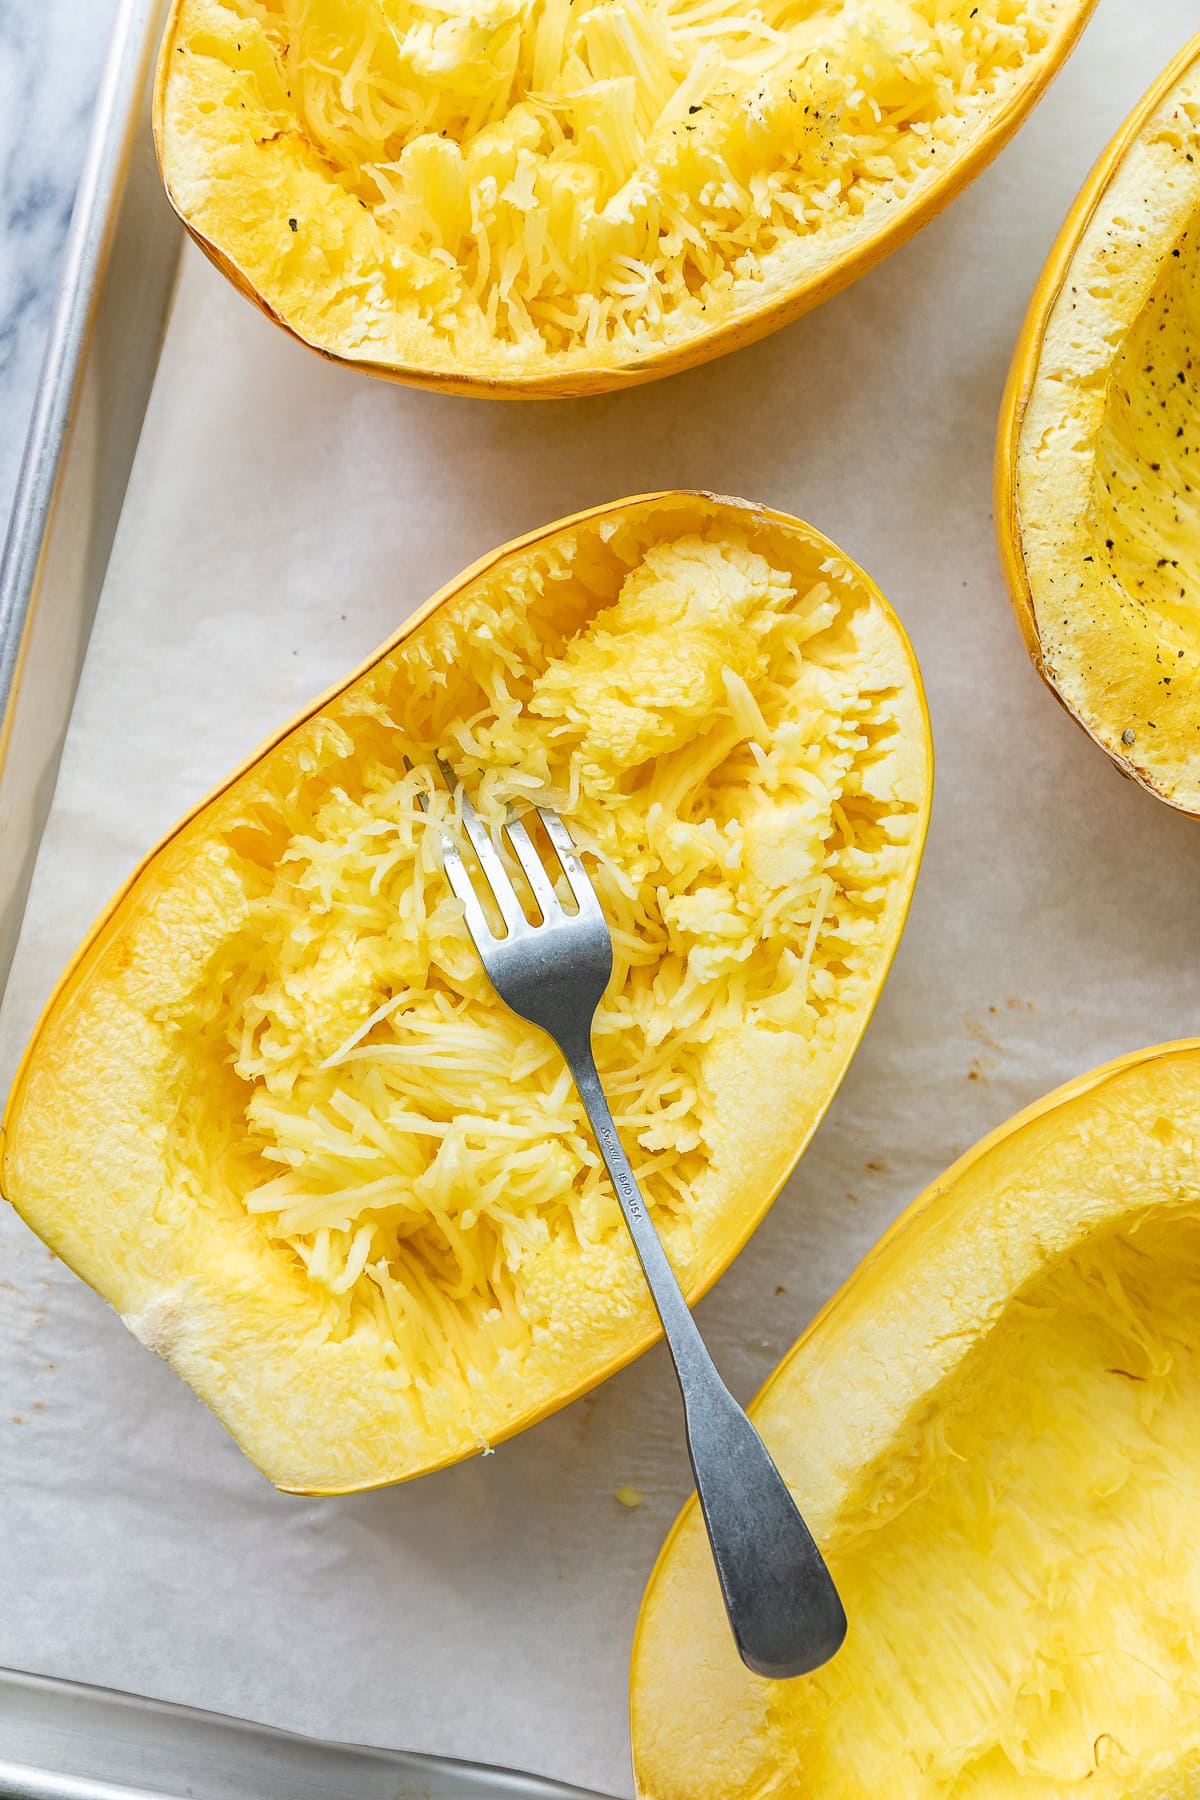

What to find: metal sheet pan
left=0, top=0, right=182, bottom=996
left=0, top=1668, right=614, bottom=1800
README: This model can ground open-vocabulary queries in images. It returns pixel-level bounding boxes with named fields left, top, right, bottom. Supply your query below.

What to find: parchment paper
left=4, top=6, right=1200, bottom=1793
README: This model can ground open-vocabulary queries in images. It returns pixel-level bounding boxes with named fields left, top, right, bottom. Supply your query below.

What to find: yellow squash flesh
left=0, top=493, right=931, bottom=1494
left=998, top=35, right=1200, bottom=816
left=631, top=1041, right=1200, bottom=1800
left=155, top=0, right=1095, bottom=398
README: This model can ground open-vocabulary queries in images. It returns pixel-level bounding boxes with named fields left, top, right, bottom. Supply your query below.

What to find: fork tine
left=437, top=833, right=499, bottom=947
left=434, top=752, right=529, bottom=936
left=538, top=808, right=605, bottom=923
left=503, top=814, right=564, bottom=923
left=409, top=759, right=498, bottom=944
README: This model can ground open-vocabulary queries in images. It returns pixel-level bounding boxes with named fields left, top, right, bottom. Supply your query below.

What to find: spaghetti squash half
left=156, top=0, right=1095, bottom=395
left=1, top=494, right=930, bottom=1492
left=633, top=1041, right=1200, bottom=1800
left=999, top=35, right=1200, bottom=816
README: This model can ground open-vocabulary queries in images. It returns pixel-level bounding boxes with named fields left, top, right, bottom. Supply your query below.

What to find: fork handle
left=563, top=1039, right=847, bottom=1680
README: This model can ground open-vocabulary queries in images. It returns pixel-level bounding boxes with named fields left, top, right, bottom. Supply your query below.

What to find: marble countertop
left=0, top=2, right=121, bottom=538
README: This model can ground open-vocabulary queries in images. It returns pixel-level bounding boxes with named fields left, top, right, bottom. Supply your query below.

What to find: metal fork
left=418, top=755, right=847, bottom=1681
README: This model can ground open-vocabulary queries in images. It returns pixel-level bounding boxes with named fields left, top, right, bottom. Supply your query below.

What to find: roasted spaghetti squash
left=156, top=0, right=1095, bottom=395
left=1, top=493, right=931, bottom=1492
left=999, top=34, right=1200, bottom=816
left=633, top=1041, right=1200, bottom=1800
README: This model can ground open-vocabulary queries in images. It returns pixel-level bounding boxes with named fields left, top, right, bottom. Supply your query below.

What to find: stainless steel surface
left=0, top=1668, right=617, bottom=1800
left=422, top=762, right=847, bottom=1680
left=0, top=0, right=182, bottom=996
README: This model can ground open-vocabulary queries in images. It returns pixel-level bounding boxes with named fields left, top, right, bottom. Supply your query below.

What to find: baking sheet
left=3, top=5, right=1200, bottom=1793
